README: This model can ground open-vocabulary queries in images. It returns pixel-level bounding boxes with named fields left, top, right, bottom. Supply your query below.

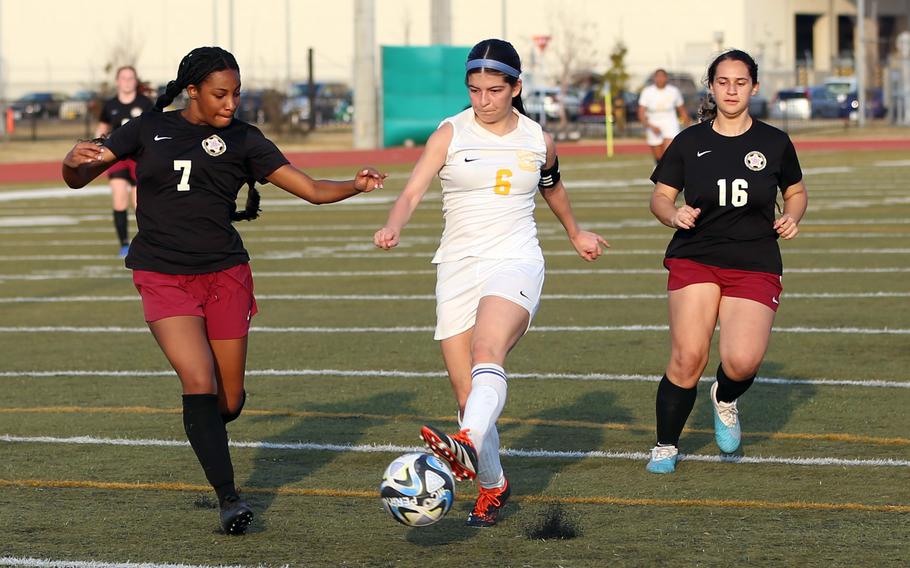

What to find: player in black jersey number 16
left=63, top=46, right=386, bottom=534
left=645, top=50, right=808, bottom=474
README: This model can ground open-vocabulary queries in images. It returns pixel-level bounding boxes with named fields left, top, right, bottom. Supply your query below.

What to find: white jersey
left=638, top=84, right=684, bottom=123
left=432, top=108, right=547, bottom=264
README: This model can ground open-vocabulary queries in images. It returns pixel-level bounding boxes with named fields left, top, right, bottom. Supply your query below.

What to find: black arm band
left=539, top=156, right=561, bottom=189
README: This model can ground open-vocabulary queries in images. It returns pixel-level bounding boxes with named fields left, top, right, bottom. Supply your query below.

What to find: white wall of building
left=0, top=0, right=907, bottom=98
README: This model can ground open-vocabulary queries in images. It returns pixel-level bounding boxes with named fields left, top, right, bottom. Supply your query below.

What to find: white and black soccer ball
left=380, top=452, right=455, bottom=527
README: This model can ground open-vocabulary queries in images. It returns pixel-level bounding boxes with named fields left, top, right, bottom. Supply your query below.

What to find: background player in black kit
left=62, top=46, right=386, bottom=533
left=95, top=66, right=154, bottom=257
left=644, top=50, right=808, bottom=474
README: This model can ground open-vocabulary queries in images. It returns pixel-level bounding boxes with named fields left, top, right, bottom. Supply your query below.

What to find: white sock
left=461, top=363, right=507, bottom=486
left=477, top=423, right=505, bottom=489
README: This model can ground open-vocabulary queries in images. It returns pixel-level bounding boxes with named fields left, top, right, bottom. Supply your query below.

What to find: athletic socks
left=460, top=363, right=508, bottom=489
left=113, top=210, right=128, bottom=246
left=182, top=394, right=237, bottom=505
left=655, top=374, right=697, bottom=446
left=714, top=364, right=755, bottom=403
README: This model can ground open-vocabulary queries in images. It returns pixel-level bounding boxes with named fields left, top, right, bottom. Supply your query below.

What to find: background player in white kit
left=374, top=38, right=609, bottom=527
left=638, top=69, right=690, bottom=164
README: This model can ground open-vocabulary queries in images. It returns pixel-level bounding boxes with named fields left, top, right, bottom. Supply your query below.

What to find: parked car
left=841, top=88, right=886, bottom=119
left=822, top=78, right=886, bottom=119
left=578, top=89, right=639, bottom=123
left=9, top=92, right=67, bottom=120
left=283, top=82, right=352, bottom=125
left=523, top=86, right=581, bottom=122
left=770, top=87, right=812, bottom=120
left=808, top=85, right=842, bottom=118
left=59, top=90, right=99, bottom=120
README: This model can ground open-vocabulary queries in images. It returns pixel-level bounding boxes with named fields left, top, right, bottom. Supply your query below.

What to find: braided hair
left=156, top=47, right=260, bottom=222
left=154, top=46, right=239, bottom=111
left=697, top=49, right=759, bottom=122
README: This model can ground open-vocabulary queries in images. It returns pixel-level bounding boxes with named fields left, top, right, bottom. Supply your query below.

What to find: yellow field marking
left=0, top=478, right=907, bottom=514
left=1, top=405, right=907, bottom=447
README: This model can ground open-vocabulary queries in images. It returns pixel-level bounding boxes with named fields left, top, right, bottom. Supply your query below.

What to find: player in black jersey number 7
left=645, top=50, right=808, bottom=474
left=63, top=46, right=386, bottom=533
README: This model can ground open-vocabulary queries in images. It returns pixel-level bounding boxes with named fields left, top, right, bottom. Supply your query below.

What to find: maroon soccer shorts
left=132, top=263, right=258, bottom=339
left=664, top=258, right=783, bottom=312
left=108, top=158, right=138, bottom=183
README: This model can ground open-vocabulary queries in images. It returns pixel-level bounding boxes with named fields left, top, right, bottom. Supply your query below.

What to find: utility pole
left=229, top=0, right=235, bottom=52
left=430, top=0, right=451, bottom=45
left=856, top=0, right=866, bottom=126
left=285, top=0, right=292, bottom=88
left=353, top=0, right=378, bottom=148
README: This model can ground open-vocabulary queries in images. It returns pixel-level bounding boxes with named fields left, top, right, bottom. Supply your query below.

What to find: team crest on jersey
left=130, top=106, right=143, bottom=118
left=516, top=150, right=538, bottom=172
left=202, top=134, right=227, bottom=157
left=744, top=150, right=766, bottom=171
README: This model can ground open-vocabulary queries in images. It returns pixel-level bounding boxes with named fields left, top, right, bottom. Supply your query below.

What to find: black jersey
left=650, top=120, right=802, bottom=274
left=99, top=94, right=154, bottom=132
left=104, top=110, right=289, bottom=274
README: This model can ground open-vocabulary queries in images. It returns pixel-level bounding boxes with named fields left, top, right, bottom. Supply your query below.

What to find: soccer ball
left=380, top=452, right=455, bottom=527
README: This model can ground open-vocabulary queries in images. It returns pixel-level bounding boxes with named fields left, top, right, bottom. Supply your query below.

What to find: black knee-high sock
left=714, top=364, right=755, bottom=403
left=113, top=210, right=128, bottom=245
left=183, top=394, right=237, bottom=505
left=655, top=375, right=697, bottom=446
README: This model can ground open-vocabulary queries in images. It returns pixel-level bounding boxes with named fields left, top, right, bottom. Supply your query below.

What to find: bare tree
left=547, top=10, right=600, bottom=129
left=100, top=24, right=145, bottom=94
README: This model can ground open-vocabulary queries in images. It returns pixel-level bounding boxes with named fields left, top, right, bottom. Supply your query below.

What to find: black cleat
left=420, top=424, right=478, bottom=481
left=219, top=495, right=253, bottom=535
left=466, top=478, right=511, bottom=527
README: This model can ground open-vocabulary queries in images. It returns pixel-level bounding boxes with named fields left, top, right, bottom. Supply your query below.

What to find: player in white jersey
left=638, top=69, right=690, bottom=163
left=374, top=39, right=609, bottom=527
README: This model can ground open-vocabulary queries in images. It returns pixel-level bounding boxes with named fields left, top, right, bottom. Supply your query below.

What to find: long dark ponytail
left=465, top=39, right=527, bottom=115
left=697, top=49, right=759, bottom=122
left=157, top=47, right=259, bottom=222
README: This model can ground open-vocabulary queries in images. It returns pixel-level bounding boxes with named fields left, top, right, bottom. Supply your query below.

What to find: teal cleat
left=711, top=381, right=742, bottom=453
left=646, top=444, right=678, bottom=474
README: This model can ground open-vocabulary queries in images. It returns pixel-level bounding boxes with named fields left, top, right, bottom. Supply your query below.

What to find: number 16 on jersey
left=717, top=178, right=748, bottom=207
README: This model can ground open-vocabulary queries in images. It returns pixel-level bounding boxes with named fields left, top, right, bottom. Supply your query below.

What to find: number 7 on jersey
left=174, top=160, right=192, bottom=192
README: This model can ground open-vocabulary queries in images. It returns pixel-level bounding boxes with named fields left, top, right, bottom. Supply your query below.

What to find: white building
left=0, top=0, right=907, bottom=99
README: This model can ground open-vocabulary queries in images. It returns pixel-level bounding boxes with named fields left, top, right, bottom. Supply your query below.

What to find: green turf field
left=0, top=149, right=908, bottom=567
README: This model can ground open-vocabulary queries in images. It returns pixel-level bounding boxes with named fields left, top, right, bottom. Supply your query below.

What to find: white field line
left=0, top=557, right=265, bottom=568
left=0, top=324, right=907, bottom=335
left=2, top=291, right=908, bottom=304
left=1, top=434, right=907, bottom=468
left=3, top=266, right=910, bottom=282
left=0, top=368, right=906, bottom=389
left=2, top=247, right=910, bottom=263
left=7, top=231, right=910, bottom=248
left=2, top=217, right=910, bottom=238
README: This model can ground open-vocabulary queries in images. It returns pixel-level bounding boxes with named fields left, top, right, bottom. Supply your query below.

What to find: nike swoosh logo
left=772, top=297, right=779, bottom=304
left=464, top=157, right=480, bottom=162
left=697, top=150, right=712, bottom=157
left=154, top=135, right=173, bottom=141
left=519, top=290, right=529, bottom=299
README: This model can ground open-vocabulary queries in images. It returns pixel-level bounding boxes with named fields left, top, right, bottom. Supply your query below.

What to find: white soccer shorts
left=645, top=116, right=681, bottom=146
left=434, top=257, right=545, bottom=340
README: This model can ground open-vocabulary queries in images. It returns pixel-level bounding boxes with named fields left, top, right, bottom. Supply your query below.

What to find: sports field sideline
left=0, top=142, right=908, bottom=566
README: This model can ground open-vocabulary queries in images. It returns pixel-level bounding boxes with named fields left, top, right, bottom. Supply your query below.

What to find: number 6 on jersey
left=174, top=160, right=192, bottom=192
left=494, top=169, right=512, bottom=195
